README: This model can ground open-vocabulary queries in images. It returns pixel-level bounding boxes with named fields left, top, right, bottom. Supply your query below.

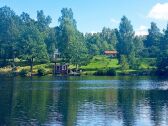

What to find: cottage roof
left=104, top=50, right=117, bottom=54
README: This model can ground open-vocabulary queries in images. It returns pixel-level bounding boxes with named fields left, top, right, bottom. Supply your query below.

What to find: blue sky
left=1, top=0, right=168, bottom=35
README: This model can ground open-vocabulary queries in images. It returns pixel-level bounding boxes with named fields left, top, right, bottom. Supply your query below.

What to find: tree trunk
left=12, top=47, right=15, bottom=68
left=3, top=53, right=7, bottom=66
left=30, top=58, right=33, bottom=77
left=3, top=57, right=6, bottom=66
left=54, top=62, right=56, bottom=75
left=75, top=64, right=78, bottom=72
left=12, top=53, right=15, bottom=70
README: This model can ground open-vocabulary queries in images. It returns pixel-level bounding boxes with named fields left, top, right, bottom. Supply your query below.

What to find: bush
left=37, top=67, right=47, bottom=76
left=94, top=69, right=116, bottom=76
left=20, top=69, right=29, bottom=77
left=94, top=70, right=105, bottom=76
left=106, top=69, right=116, bottom=76
left=156, top=56, right=168, bottom=76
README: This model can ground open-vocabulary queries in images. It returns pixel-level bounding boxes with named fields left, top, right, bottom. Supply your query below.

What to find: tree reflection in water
left=0, top=76, right=168, bottom=126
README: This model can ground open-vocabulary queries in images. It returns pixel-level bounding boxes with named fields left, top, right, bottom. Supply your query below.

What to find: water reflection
left=0, top=76, right=168, bottom=126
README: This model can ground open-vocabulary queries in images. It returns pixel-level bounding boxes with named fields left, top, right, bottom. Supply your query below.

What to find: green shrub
left=94, top=69, right=116, bottom=76
left=94, top=70, right=105, bottom=76
left=37, top=67, right=47, bottom=76
left=20, top=69, right=29, bottom=77
left=106, top=69, right=116, bottom=76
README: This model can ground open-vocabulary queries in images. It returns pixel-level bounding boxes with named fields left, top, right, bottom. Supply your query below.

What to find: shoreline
left=0, top=69, right=156, bottom=77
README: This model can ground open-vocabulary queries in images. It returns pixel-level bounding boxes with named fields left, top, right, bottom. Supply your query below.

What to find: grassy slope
left=0, top=63, right=53, bottom=75
left=79, top=55, right=119, bottom=75
left=80, top=55, right=156, bottom=75
left=81, top=55, right=119, bottom=70
left=0, top=55, right=156, bottom=76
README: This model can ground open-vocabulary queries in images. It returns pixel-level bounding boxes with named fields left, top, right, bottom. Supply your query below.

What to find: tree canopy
left=0, top=6, right=168, bottom=75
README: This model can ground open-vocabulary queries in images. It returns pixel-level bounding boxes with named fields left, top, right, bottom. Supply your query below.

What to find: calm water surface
left=0, top=76, right=168, bottom=126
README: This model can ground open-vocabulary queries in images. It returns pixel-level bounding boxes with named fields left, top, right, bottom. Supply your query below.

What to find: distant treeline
left=0, top=6, right=168, bottom=75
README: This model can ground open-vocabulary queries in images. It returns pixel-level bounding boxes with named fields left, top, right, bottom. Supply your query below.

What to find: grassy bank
left=0, top=55, right=156, bottom=77
left=79, top=55, right=156, bottom=75
left=0, top=63, right=53, bottom=77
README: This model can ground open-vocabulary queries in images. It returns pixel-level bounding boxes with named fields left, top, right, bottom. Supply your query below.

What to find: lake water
left=0, top=76, right=168, bottom=126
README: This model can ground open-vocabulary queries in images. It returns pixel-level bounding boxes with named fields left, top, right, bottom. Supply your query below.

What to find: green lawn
left=0, top=55, right=157, bottom=76
left=138, top=58, right=156, bottom=69
left=80, top=55, right=120, bottom=71
left=0, top=63, right=53, bottom=75
left=79, top=55, right=156, bottom=75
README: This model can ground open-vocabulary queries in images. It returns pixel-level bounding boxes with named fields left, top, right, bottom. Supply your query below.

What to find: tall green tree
left=19, top=15, right=48, bottom=75
left=20, top=12, right=34, bottom=26
left=144, top=22, right=162, bottom=57
left=100, top=27, right=117, bottom=50
left=56, top=8, right=77, bottom=61
left=36, top=10, right=55, bottom=58
left=133, top=36, right=144, bottom=57
left=36, top=10, right=52, bottom=32
left=85, top=28, right=118, bottom=56
left=57, top=8, right=89, bottom=68
left=120, top=55, right=129, bottom=72
left=45, top=28, right=57, bottom=58
left=70, top=32, right=88, bottom=69
left=0, top=6, right=20, bottom=66
left=160, top=24, right=168, bottom=54
left=117, top=16, right=135, bottom=66
left=156, top=24, right=168, bottom=75
left=85, top=33, right=101, bottom=55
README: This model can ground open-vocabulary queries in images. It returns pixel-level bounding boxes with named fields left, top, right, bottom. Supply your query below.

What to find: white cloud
left=148, top=3, right=168, bottom=20
left=135, top=25, right=148, bottom=36
left=90, top=31, right=97, bottom=34
left=110, top=18, right=119, bottom=25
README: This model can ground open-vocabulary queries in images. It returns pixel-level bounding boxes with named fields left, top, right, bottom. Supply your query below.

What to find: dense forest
left=0, top=6, right=168, bottom=75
